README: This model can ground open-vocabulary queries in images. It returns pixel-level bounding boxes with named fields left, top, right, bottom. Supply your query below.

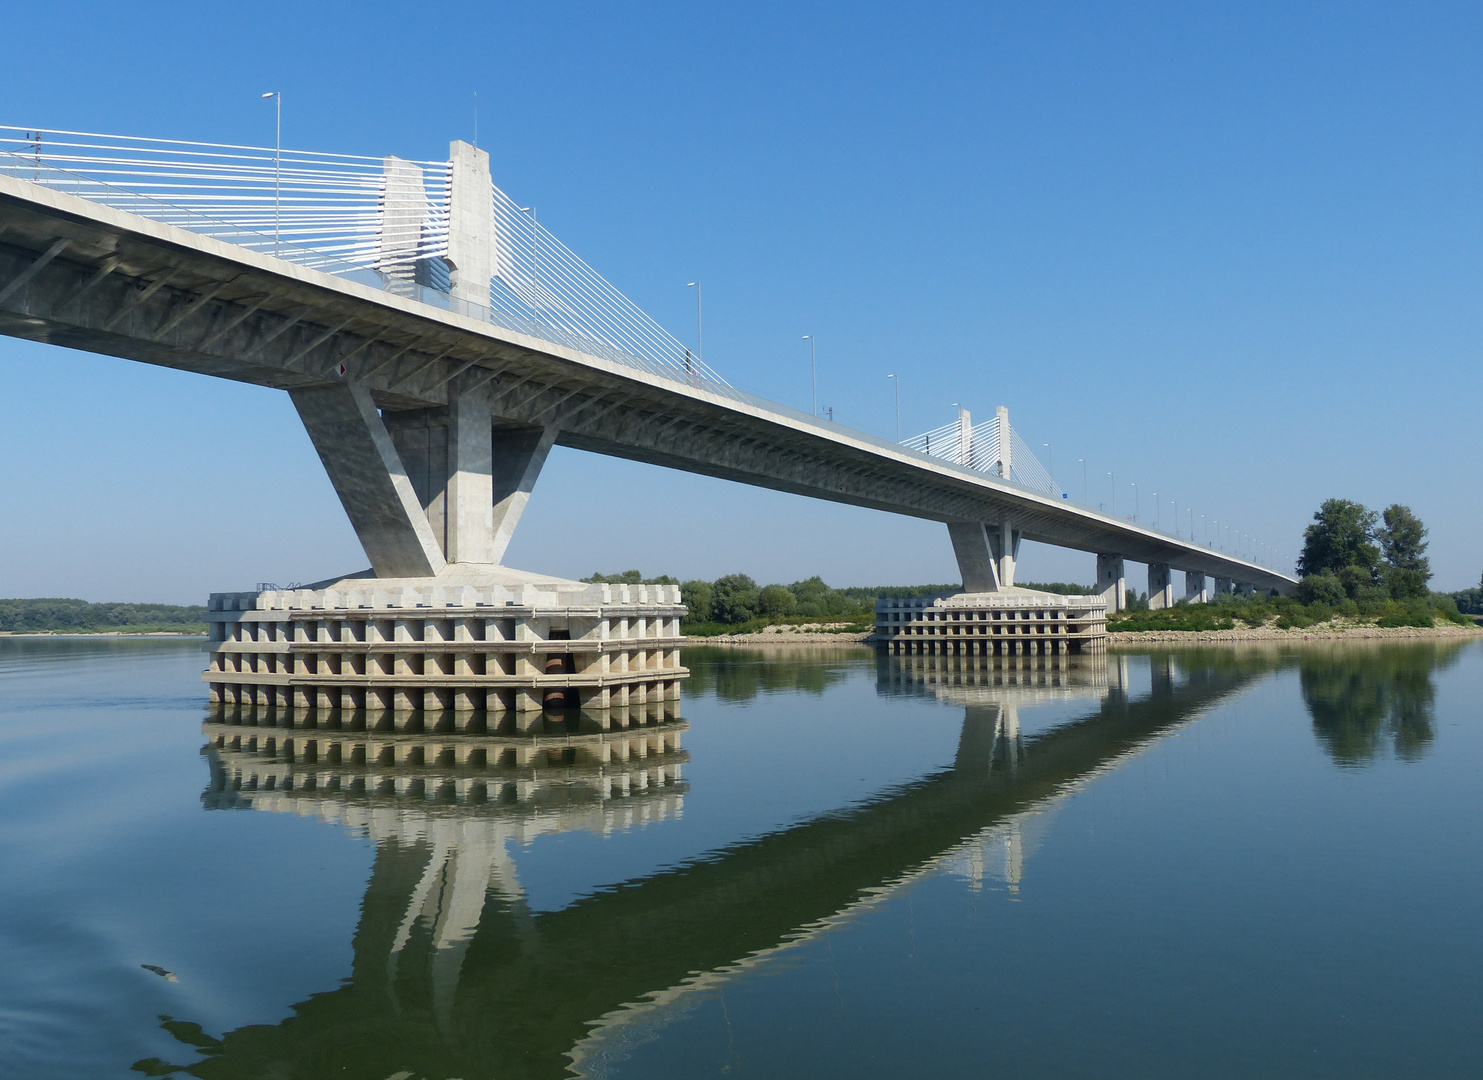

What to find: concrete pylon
left=446, top=141, right=494, bottom=311
left=377, top=156, right=429, bottom=295
left=996, top=405, right=1011, bottom=479
left=957, top=407, right=972, bottom=466
left=1097, top=554, right=1126, bottom=612
left=1185, top=571, right=1208, bottom=604
left=1214, top=576, right=1232, bottom=598
left=1148, top=562, right=1174, bottom=610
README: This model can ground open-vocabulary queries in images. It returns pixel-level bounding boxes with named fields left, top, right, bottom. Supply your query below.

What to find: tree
left=1297, top=499, right=1380, bottom=583
left=680, top=579, right=714, bottom=623
left=758, top=584, right=797, bottom=617
left=1377, top=504, right=1431, bottom=599
left=710, top=574, right=760, bottom=624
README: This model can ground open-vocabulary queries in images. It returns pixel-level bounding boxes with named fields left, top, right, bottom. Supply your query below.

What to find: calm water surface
left=1, top=636, right=1481, bottom=1078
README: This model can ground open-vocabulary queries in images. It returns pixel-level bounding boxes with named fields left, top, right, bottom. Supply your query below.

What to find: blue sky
left=2, top=1, right=1480, bottom=602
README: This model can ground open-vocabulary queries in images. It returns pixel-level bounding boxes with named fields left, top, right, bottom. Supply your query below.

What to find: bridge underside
left=0, top=176, right=1295, bottom=601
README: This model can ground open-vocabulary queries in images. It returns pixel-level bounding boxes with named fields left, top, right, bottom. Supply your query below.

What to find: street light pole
left=1043, top=443, right=1055, bottom=491
left=1108, top=471, right=1115, bottom=515
left=686, top=282, right=702, bottom=367
left=802, top=335, right=817, bottom=416
left=261, top=91, right=281, bottom=255
left=887, top=374, right=900, bottom=442
left=1131, top=482, right=1139, bottom=522
left=1078, top=459, right=1087, bottom=503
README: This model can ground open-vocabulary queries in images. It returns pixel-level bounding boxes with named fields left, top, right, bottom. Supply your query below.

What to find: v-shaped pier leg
left=290, top=382, right=447, bottom=578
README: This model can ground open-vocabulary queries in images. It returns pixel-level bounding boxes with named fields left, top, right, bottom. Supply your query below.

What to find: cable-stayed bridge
left=0, top=126, right=1295, bottom=606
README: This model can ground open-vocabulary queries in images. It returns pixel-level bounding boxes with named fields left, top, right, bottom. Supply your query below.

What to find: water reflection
left=137, top=648, right=1288, bottom=1079
left=1298, top=642, right=1466, bottom=767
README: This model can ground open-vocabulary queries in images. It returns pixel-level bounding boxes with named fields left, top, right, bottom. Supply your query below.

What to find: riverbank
left=685, top=621, right=872, bottom=644
left=687, top=619, right=1483, bottom=647
left=0, top=630, right=206, bottom=638
left=1109, top=622, right=1483, bottom=645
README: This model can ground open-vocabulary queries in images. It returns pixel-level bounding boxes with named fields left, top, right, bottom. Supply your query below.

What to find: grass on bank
left=1107, top=591, right=1470, bottom=633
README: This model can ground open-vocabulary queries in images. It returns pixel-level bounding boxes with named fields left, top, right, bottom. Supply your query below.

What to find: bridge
left=0, top=126, right=1296, bottom=607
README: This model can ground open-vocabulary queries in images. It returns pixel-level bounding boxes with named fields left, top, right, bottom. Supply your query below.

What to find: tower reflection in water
left=146, top=647, right=1282, bottom=1079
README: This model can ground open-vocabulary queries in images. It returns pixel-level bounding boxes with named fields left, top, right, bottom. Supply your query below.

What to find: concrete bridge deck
left=0, top=157, right=1295, bottom=600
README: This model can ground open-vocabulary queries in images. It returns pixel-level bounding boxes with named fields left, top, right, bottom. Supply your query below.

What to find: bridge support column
left=947, top=521, right=999, bottom=592
left=947, top=520, right=1020, bottom=592
left=1097, top=554, right=1126, bottom=612
left=1214, top=577, right=1232, bottom=599
left=491, top=424, right=558, bottom=564
left=1185, top=571, right=1208, bottom=604
left=290, top=382, right=446, bottom=578
left=1148, top=563, right=1174, bottom=610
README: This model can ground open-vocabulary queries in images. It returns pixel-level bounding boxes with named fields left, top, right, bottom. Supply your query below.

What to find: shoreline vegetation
left=0, top=598, right=207, bottom=636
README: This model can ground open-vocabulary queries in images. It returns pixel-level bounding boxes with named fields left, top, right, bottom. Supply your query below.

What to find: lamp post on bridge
left=1078, top=459, right=1087, bottom=503
left=260, top=91, right=281, bottom=256
left=1107, top=471, right=1115, bottom=515
left=1152, top=491, right=1158, bottom=530
left=1131, top=482, right=1139, bottom=523
left=887, top=374, right=900, bottom=442
left=686, top=282, right=702, bottom=369
left=1043, top=443, right=1056, bottom=492
left=802, top=335, right=818, bottom=416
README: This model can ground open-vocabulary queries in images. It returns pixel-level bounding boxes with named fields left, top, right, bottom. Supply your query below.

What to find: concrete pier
left=1148, top=562, right=1174, bottom=610
left=204, top=571, right=686, bottom=730
left=874, top=588, right=1106, bottom=657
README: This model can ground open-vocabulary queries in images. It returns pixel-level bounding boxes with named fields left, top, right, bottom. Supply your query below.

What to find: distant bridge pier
left=1185, top=571, right=1208, bottom=604
left=1097, top=554, right=1127, bottom=612
left=1214, top=576, right=1233, bottom=598
left=1148, top=562, right=1174, bottom=610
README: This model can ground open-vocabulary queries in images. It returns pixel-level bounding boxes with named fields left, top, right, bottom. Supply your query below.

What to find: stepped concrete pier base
left=874, top=588, right=1107, bottom=657
left=204, top=565, right=686, bottom=732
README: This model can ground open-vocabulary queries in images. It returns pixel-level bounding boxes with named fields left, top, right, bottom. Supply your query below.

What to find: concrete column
left=384, top=407, right=448, bottom=555
left=290, top=382, right=446, bottom=578
left=989, top=520, right=1020, bottom=589
left=446, top=141, right=494, bottom=311
left=1185, top=571, right=1208, bottom=604
left=1214, top=576, right=1232, bottom=598
left=947, top=521, right=999, bottom=593
left=956, top=407, right=972, bottom=466
left=446, top=372, right=495, bottom=563
left=490, top=424, right=557, bottom=563
left=1097, top=554, right=1126, bottom=612
left=1148, top=563, right=1174, bottom=610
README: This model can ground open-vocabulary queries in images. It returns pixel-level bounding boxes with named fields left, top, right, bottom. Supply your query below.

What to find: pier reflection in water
left=139, top=646, right=1278, bottom=1079
left=5, top=636, right=1478, bottom=1078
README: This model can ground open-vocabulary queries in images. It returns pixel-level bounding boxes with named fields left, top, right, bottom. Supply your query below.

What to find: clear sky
left=2, top=1, right=1480, bottom=603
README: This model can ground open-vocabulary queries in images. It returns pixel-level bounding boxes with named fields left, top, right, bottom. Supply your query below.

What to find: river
left=1, top=636, right=1479, bottom=1078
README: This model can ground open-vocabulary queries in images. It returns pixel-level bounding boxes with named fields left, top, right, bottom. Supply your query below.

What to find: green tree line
left=581, top=570, right=1094, bottom=634
left=0, top=598, right=208, bottom=634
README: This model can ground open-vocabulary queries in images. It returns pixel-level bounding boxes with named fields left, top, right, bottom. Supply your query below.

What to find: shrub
left=1377, top=610, right=1433, bottom=629
left=1353, top=584, right=1391, bottom=614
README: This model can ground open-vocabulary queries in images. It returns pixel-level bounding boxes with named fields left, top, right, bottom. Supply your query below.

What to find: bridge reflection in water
left=142, top=648, right=1290, bottom=1078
